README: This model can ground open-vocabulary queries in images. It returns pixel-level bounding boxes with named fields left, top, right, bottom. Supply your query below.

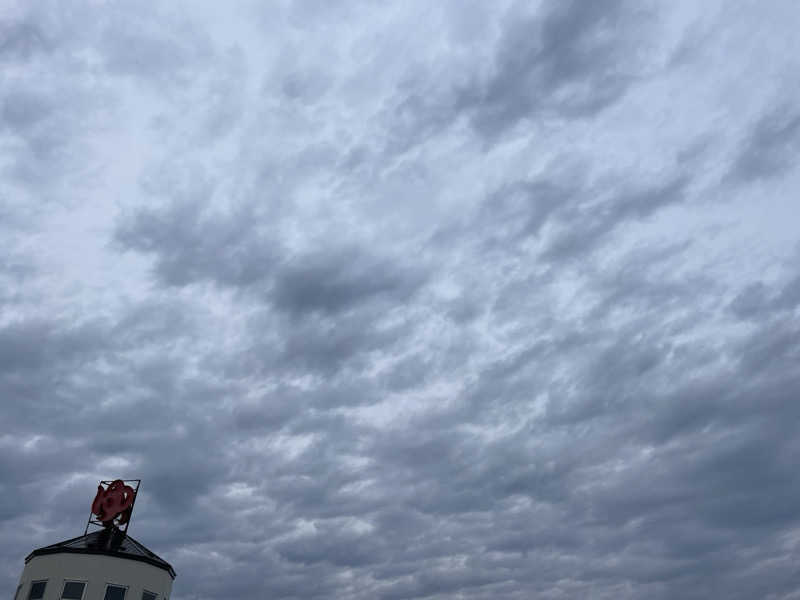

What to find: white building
left=14, top=527, right=175, bottom=600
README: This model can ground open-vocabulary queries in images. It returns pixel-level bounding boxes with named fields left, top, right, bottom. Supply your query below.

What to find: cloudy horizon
left=2, top=1, right=800, bottom=599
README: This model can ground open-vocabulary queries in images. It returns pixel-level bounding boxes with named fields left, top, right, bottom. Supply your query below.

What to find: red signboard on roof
left=86, top=479, right=140, bottom=534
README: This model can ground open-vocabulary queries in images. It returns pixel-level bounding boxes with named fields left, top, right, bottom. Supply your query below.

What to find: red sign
left=91, top=480, right=136, bottom=524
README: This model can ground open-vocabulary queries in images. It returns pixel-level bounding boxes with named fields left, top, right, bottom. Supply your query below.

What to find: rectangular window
left=142, top=591, right=157, bottom=600
left=28, top=581, right=47, bottom=600
left=62, top=581, right=86, bottom=600
left=104, top=585, right=127, bottom=600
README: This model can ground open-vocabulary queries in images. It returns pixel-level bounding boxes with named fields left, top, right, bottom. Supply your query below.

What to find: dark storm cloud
left=3, top=2, right=800, bottom=600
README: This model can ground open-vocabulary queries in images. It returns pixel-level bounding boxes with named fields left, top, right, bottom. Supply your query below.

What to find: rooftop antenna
left=84, top=479, right=141, bottom=536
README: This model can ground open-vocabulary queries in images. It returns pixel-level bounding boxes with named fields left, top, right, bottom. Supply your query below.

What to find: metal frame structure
left=84, top=480, right=141, bottom=536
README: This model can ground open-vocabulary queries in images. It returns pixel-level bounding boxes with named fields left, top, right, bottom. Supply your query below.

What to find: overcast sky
left=2, top=1, right=800, bottom=599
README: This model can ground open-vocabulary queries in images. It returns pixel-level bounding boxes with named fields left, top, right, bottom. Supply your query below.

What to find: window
left=142, top=591, right=157, bottom=600
left=104, top=585, right=127, bottom=600
left=62, top=581, right=86, bottom=600
left=28, top=581, right=47, bottom=600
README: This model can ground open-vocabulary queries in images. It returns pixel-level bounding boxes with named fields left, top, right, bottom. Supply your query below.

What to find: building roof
left=25, top=528, right=176, bottom=579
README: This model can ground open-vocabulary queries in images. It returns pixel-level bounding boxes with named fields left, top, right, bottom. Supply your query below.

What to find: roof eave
left=25, top=545, right=176, bottom=579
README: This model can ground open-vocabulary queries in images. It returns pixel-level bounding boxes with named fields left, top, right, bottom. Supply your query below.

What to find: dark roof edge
left=25, top=546, right=176, bottom=579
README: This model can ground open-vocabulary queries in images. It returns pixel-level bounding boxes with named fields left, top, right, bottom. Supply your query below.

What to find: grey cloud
left=116, top=200, right=277, bottom=288
left=97, top=8, right=213, bottom=86
left=4, top=3, right=800, bottom=600
left=457, top=0, right=651, bottom=139
left=276, top=521, right=387, bottom=567
left=0, top=257, right=35, bottom=308
left=279, top=67, right=333, bottom=106
left=382, top=0, right=655, bottom=153
left=448, top=168, right=690, bottom=276
left=541, top=174, right=690, bottom=262
left=381, top=352, right=431, bottom=392
left=730, top=105, right=800, bottom=182
left=233, top=389, right=307, bottom=431
left=729, top=269, right=800, bottom=321
left=111, top=298, right=201, bottom=347
left=1, top=89, right=54, bottom=133
left=0, top=81, right=91, bottom=186
left=774, top=274, right=800, bottom=309
left=478, top=179, right=568, bottom=247
left=116, top=199, right=428, bottom=379
left=219, top=306, right=410, bottom=379
left=272, top=247, right=425, bottom=316
left=730, top=281, right=770, bottom=318
left=587, top=240, right=700, bottom=319
left=735, top=315, right=800, bottom=375
left=117, top=202, right=426, bottom=318
left=0, top=20, right=50, bottom=60
left=0, top=317, right=109, bottom=411
left=197, top=48, right=248, bottom=140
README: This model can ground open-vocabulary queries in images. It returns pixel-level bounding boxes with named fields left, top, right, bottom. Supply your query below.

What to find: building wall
left=16, top=553, right=173, bottom=600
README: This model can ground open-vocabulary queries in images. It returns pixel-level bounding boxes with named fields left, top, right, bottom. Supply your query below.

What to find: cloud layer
left=2, top=2, right=800, bottom=599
